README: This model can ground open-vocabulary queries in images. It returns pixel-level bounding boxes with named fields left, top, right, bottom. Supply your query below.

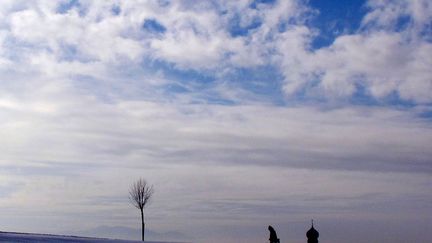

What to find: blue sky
left=0, top=1, right=431, bottom=243
left=308, top=0, right=366, bottom=48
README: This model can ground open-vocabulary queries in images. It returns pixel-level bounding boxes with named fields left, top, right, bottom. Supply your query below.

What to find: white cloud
left=7, top=2, right=144, bottom=63
left=1, top=0, right=430, bottom=105
left=362, top=0, right=432, bottom=31
left=274, top=0, right=432, bottom=103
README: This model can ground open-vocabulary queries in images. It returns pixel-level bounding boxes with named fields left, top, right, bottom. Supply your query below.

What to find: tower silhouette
left=306, top=220, right=319, bottom=243
left=268, top=225, right=280, bottom=243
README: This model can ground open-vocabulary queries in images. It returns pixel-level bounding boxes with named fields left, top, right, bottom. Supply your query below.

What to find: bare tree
left=129, top=178, right=154, bottom=242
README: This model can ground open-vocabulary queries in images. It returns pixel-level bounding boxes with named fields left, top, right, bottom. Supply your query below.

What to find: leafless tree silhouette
left=129, top=178, right=154, bottom=242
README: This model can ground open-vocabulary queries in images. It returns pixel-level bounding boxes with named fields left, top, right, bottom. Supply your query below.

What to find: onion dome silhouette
left=306, top=220, right=319, bottom=243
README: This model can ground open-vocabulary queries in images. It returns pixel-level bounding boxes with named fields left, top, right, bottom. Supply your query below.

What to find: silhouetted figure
left=268, top=225, right=280, bottom=243
left=306, top=220, right=319, bottom=243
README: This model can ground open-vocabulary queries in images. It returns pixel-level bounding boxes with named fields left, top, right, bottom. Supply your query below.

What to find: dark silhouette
left=129, top=178, right=154, bottom=242
left=268, top=225, right=280, bottom=243
left=306, top=220, right=319, bottom=243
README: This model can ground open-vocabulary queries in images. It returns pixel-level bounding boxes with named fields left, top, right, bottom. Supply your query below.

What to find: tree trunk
left=141, top=208, right=145, bottom=242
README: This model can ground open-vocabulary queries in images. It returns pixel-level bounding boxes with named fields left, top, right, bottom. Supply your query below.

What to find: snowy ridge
left=0, top=231, right=185, bottom=243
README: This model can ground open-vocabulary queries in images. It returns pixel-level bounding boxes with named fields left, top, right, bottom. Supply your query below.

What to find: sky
left=0, top=0, right=431, bottom=242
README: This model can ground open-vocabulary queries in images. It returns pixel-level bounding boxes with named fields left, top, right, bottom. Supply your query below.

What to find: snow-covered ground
left=0, top=231, right=181, bottom=243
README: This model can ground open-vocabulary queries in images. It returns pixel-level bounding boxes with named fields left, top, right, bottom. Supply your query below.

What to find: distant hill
left=75, top=226, right=190, bottom=242
left=0, top=231, right=187, bottom=243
